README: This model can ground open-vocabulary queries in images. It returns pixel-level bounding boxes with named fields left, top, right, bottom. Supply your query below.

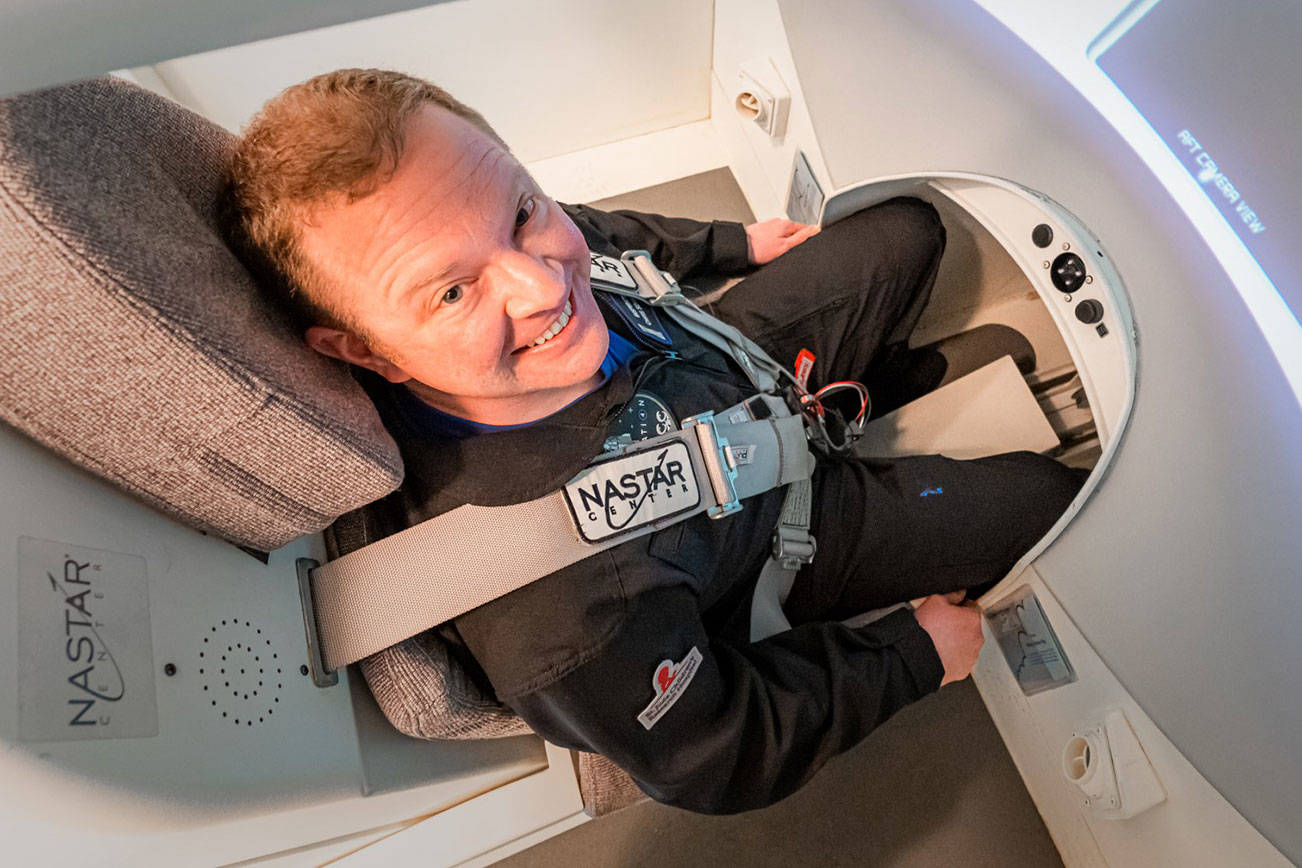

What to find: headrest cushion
left=0, top=77, right=402, bottom=550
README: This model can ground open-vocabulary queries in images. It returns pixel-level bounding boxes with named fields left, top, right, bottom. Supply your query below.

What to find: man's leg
left=784, top=451, right=1083, bottom=623
left=709, top=197, right=945, bottom=392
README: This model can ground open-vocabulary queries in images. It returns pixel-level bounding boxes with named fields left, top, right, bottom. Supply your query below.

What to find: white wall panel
left=149, top=0, right=713, bottom=162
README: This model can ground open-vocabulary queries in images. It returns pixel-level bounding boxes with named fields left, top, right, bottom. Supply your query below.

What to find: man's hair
left=222, top=68, right=505, bottom=331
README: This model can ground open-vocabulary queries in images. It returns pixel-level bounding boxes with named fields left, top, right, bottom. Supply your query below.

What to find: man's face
left=298, top=105, right=609, bottom=422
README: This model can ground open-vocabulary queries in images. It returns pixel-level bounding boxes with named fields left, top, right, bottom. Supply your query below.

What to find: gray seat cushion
left=0, top=77, right=402, bottom=550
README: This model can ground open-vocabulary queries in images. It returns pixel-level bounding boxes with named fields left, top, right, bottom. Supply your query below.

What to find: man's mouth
left=524, top=294, right=574, bottom=349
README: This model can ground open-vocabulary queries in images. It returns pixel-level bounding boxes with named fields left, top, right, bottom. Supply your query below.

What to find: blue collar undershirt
left=395, top=329, right=640, bottom=438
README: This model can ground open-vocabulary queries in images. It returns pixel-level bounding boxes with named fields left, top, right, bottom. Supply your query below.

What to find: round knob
left=1032, top=223, right=1054, bottom=248
left=1075, top=299, right=1104, bottom=325
left=1051, top=252, right=1087, bottom=293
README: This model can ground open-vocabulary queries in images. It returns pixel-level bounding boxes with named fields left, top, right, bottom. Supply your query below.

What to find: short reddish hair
left=223, top=68, right=505, bottom=329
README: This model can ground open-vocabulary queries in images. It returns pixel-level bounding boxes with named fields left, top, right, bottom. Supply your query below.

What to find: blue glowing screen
left=1096, top=0, right=1301, bottom=318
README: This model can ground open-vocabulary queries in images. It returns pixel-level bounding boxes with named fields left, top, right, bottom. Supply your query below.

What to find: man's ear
left=304, top=326, right=412, bottom=384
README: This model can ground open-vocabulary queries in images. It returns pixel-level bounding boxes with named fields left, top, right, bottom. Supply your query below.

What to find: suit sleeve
left=501, top=581, right=945, bottom=814
left=563, top=203, right=752, bottom=279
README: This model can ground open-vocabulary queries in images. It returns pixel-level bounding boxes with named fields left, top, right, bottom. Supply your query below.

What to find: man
left=226, top=69, right=1080, bottom=813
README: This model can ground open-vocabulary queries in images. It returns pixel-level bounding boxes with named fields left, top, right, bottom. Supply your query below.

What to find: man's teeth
left=532, top=299, right=573, bottom=346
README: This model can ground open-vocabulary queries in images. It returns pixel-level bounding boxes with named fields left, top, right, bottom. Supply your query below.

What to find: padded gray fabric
left=358, top=632, right=533, bottom=741
left=577, top=751, right=649, bottom=818
left=0, top=77, right=402, bottom=550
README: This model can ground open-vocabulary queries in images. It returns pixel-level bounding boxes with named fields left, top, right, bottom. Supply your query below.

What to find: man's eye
left=440, top=285, right=465, bottom=305
left=515, top=197, right=536, bottom=229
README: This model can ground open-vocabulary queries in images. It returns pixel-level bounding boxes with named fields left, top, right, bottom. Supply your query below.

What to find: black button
left=1075, top=299, right=1105, bottom=324
left=1032, top=223, right=1054, bottom=248
left=1051, top=252, right=1087, bottom=293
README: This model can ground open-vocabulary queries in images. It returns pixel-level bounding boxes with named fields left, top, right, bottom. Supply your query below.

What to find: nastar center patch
left=637, top=646, right=703, bottom=730
left=563, top=441, right=701, bottom=543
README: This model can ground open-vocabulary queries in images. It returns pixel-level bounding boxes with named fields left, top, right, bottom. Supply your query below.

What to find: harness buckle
left=682, top=410, right=743, bottom=519
left=772, top=525, right=817, bottom=570
left=622, top=250, right=686, bottom=306
left=296, top=558, right=339, bottom=689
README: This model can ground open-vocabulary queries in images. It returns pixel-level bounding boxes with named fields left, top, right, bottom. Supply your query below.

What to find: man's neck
left=403, top=371, right=606, bottom=426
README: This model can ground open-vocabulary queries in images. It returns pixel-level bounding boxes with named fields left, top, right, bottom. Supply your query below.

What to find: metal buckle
left=296, top=558, right=339, bottom=688
left=772, top=525, right=817, bottom=570
left=621, top=250, right=685, bottom=306
left=682, top=410, right=743, bottom=519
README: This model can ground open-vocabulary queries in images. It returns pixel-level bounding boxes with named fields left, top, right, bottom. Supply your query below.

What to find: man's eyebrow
left=510, top=162, right=539, bottom=199
left=395, top=265, right=455, bottom=305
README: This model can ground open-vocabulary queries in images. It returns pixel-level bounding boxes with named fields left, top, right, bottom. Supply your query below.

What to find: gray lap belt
left=298, top=251, right=817, bottom=685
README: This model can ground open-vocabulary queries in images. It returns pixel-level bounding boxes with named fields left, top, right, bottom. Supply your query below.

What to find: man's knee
left=830, top=196, right=946, bottom=282
left=990, top=451, right=1085, bottom=550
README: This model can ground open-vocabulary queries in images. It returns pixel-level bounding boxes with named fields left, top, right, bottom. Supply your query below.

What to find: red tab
left=794, top=349, right=816, bottom=390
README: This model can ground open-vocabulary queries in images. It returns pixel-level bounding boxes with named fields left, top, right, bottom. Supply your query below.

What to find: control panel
left=927, top=176, right=1135, bottom=445
left=815, top=172, right=1135, bottom=445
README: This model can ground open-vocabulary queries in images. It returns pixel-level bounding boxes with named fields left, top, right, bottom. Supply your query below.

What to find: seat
left=0, top=76, right=645, bottom=817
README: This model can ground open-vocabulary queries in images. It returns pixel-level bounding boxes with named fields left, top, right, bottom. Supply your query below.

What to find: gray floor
left=497, top=169, right=1063, bottom=867
left=500, top=682, right=1060, bottom=868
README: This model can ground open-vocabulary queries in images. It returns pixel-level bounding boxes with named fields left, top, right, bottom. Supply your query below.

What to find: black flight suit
left=361, top=197, right=1082, bottom=814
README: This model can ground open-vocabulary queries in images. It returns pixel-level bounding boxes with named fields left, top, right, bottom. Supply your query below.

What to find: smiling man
left=226, top=69, right=1081, bottom=813
left=289, top=101, right=611, bottom=425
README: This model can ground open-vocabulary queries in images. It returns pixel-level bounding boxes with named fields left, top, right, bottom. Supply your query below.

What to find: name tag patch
left=563, top=441, right=701, bottom=543
left=637, top=646, right=703, bottom=730
left=589, top=252, right=638, bottom=290
left=613, top=296, right=672, bottom=346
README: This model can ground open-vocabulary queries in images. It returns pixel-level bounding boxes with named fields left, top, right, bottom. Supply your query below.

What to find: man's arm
left=564, top=203, right=752, bottom=279
left=497, top=581, right=946, bottom=815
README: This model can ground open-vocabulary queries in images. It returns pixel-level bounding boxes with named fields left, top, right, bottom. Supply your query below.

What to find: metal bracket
left=621, top=250, right=686, bottom=306
left=296, top=557, right=339, bottom=688
left=683, top=410, right=743, bottom=519
left=772, top=525, right=817, bottom=570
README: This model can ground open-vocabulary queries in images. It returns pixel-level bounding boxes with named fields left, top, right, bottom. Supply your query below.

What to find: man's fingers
left=943, top=589, right=967, bottom=605
left=781, top=224, right=821, bottom=252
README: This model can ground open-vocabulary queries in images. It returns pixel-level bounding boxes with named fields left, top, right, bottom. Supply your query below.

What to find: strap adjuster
left=296, top=558, right=339, bottom=688
left=622, top=250, right=685, bottom=306
left=772, top=525, right=817, bottom=570
left=682, top=410, right=743, bottom=519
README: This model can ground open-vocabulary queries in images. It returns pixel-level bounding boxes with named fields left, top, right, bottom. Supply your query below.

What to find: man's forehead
left=406, top=105, right=517, bottom=184
left=297, top=105, right=527, bottom=302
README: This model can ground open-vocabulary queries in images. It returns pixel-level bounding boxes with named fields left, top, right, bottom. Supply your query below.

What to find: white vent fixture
left=734, top=58, right=790, bottom=139
left=1062, top=708, right=1166, bottom=820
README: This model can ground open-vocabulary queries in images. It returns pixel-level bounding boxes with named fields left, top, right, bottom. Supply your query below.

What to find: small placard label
left=17, top=537, right=158, bottom=742
left=986, top=586, right=1076, bottom=696
left=563, top=441, right=700, bottom=543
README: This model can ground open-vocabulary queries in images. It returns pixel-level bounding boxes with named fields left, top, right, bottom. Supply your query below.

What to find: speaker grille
left=198, top=618, right=285, bottom=728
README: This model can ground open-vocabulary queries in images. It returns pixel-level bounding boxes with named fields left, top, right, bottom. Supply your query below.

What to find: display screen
left=1095, top=0, right=1300, bottom=319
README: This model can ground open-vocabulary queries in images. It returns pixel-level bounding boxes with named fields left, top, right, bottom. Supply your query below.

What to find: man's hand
left=913, top=592, right=985, bottom=686
left=745, top=217, right=820, bottom=265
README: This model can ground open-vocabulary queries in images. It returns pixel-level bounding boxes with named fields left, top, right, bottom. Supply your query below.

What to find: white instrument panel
left=823, top=173, right=1136, bottom=446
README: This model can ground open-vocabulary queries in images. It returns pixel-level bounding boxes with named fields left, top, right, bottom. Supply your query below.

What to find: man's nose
left=496, top=250, right=568, bottom=319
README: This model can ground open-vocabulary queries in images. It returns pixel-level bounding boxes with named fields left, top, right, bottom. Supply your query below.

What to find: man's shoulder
left=560, top=202, right=621, bottom=257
